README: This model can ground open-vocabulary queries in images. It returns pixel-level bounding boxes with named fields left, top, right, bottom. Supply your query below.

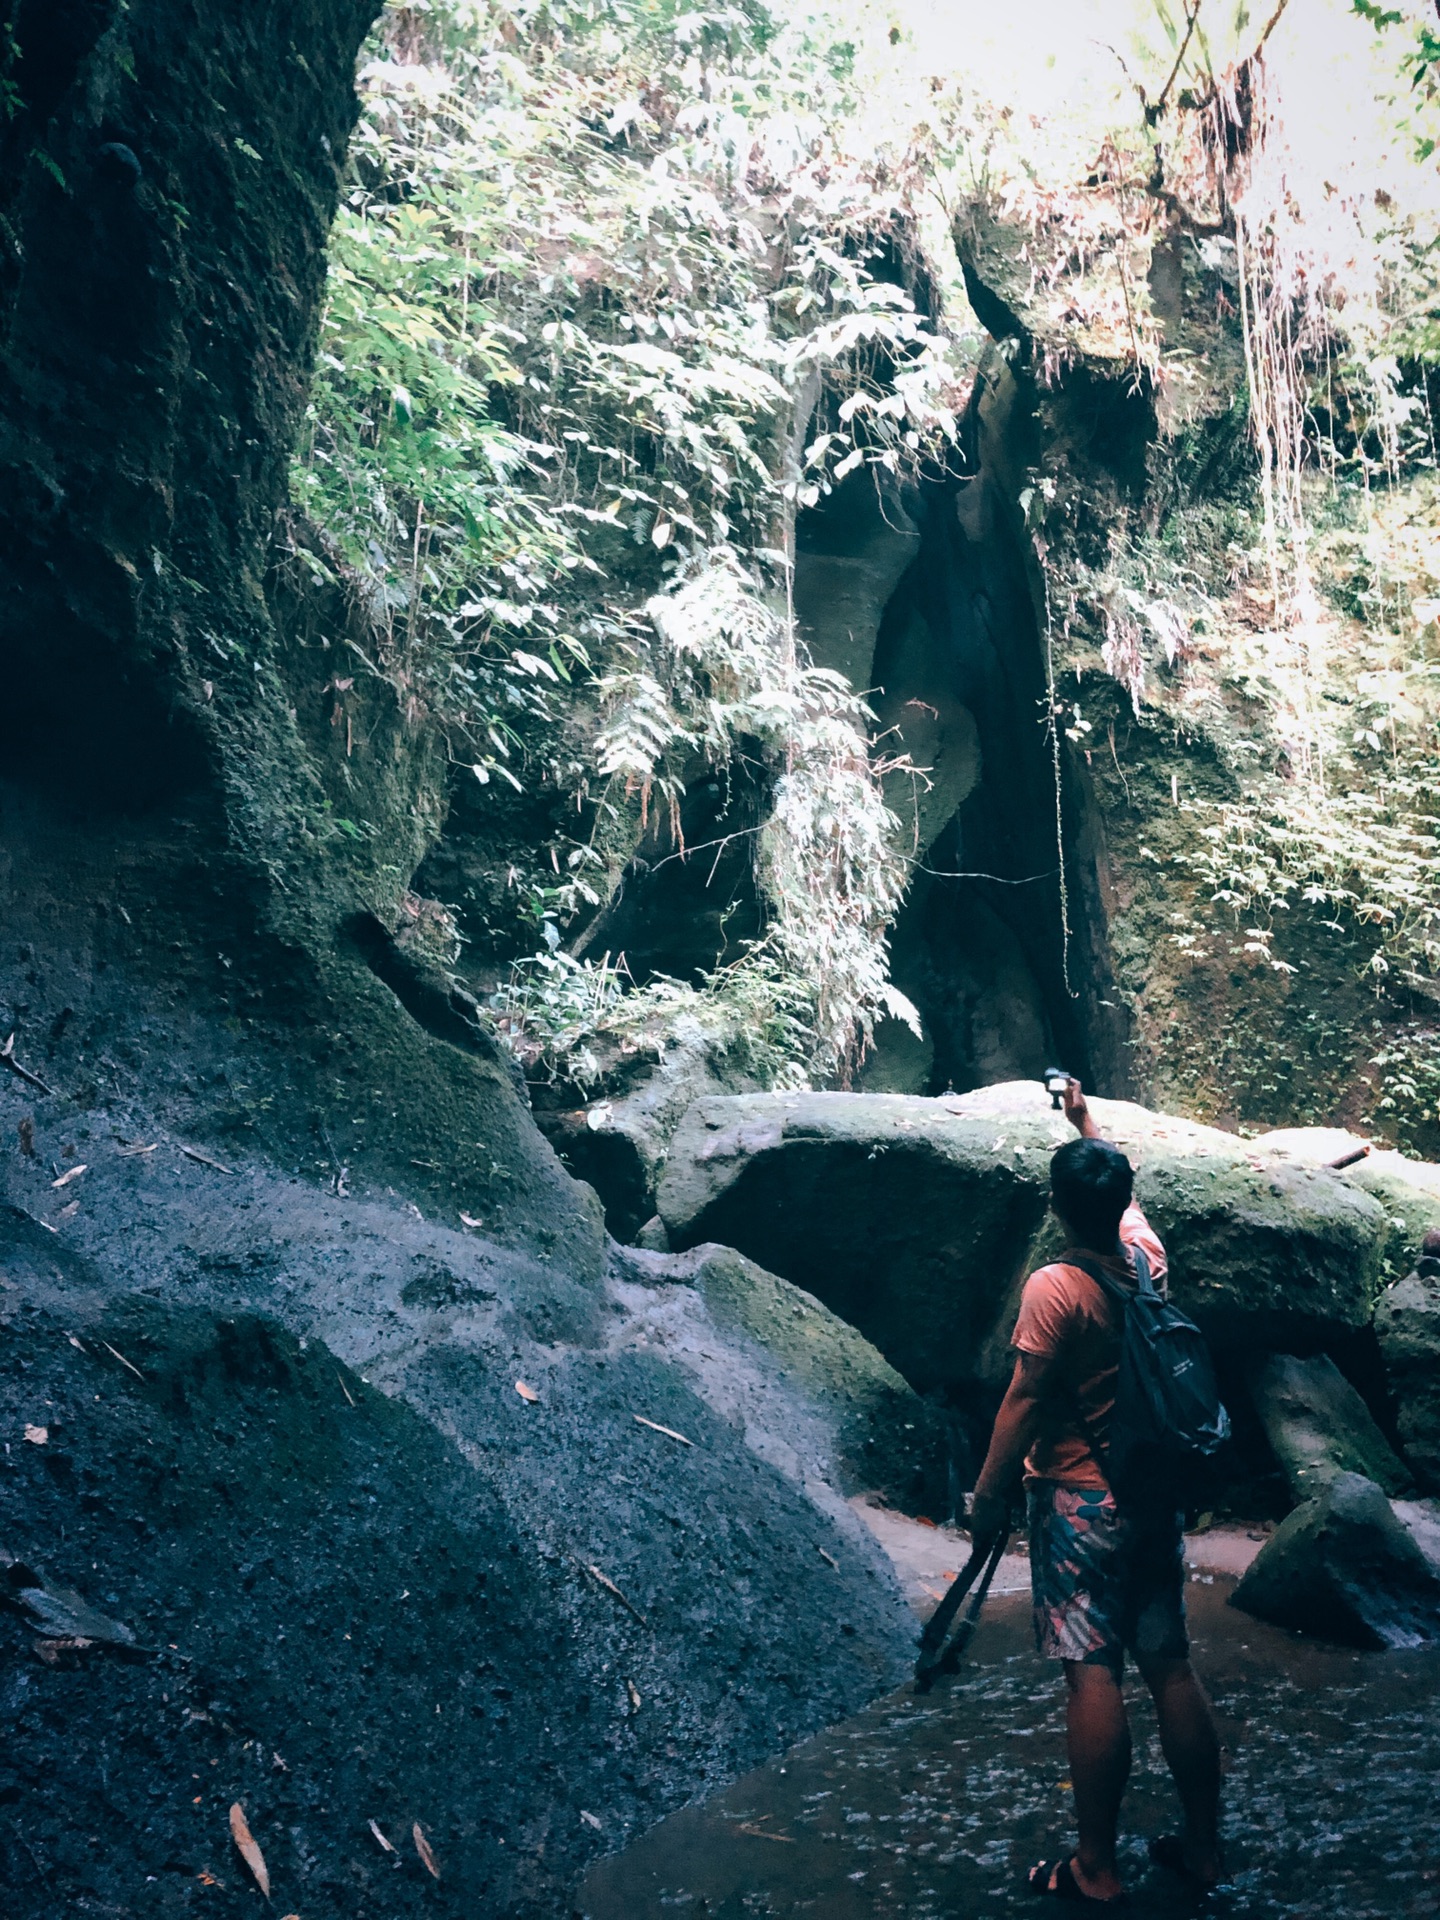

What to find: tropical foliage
left=295, top=0, right=960, bottom=1080
left=298, top=0, right=1440, bottom=1133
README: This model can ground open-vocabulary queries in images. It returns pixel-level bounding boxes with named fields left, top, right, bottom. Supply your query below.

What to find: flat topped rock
left=946, top=1082, right=1241, bottom=1157
left=657, top=1087, right=1393, bottom=1393
left=1376, top=1267, right=1440, bottom=1492
left=1248, top=1128, right=1440, bottom=1261
left=1253, top=1126, right=1440, bottom=1191
left=1253, top=1352, right=1413, bottom=1503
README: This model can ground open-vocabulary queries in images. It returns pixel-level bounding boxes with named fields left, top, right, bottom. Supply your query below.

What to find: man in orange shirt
left=968, top=1081, right=1224, bottom=1906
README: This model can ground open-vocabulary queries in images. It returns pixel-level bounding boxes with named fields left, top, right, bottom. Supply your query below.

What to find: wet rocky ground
left=5, top=796, right=1439, bottom=1919
left=581, top=1573, right=1440, bottom=1919
left=0, top=1152, right=912, bottom=1919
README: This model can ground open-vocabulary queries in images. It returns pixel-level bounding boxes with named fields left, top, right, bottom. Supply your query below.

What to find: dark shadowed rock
left=1231, top=1472, right=1440, bottom=1649
left=657, top=1092, right=1050, bottom=1395
left=793, top=466, right=921, bottom=694
left=1376, top=1261, right=1440, bottom=1492
left=611, top=1242, right=960, bottom=1519
left=657, top=1085, right=1391, bottom=1395
left=534, top=1025, right=760, bottom=1243
left=1252, top=1353, right=1413, bottom=1503
left=0, top=1178, right=917, bottom=1917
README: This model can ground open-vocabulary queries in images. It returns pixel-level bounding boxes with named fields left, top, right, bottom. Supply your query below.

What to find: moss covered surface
left=683, top=1245, right=955, bottom=1516
left=955, top=191, right=1440, bottom=1157
left=660, top=1086, right=1403, bottom=1398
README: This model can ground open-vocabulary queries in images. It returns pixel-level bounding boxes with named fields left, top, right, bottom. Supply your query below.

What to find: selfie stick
left=913, top=1517, right=1012, bottom=1694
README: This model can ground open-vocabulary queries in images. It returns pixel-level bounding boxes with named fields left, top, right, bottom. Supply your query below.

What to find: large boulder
left=657, top=1092, right=1050, bottom=1395
left=1251, top=1353, right=1412, bottom=1502
left=1375, top=1260, right=1440, bottom=1492
left=611, top=1243, right=959, bottom=1519
left=657, top=1084, right=1391, bottom=1394
left=532, top=1021, right=757, bottom=1243
left=1, top=1150, right=919, bottom=1915
left=1253, top=1129, right=1440, bottom=1276
left=1231, top=1472, right=1440, bottom=1649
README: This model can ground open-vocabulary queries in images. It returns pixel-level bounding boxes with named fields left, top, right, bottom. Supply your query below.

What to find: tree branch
left=1148, top=0, right=1203, bottom=125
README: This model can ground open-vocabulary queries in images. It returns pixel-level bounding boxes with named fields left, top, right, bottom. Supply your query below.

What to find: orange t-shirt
left=1010, top=1203, right=1169, bottom=1491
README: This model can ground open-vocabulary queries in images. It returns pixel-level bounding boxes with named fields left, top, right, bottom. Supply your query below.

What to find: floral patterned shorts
left=1027, top=1482, right=1189, bottom=1673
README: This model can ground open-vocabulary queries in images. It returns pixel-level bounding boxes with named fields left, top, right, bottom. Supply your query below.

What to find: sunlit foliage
left=296, top=0, right=958, bottom=1080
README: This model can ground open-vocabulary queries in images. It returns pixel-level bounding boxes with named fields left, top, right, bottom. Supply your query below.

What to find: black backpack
left=1071, top=1248, right=1231, bottom=1508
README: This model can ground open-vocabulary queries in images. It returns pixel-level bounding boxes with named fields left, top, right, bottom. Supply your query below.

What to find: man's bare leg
left=1135, top=1653, right=1224, bottom=1886
left=1056, top=1660, right=1131, bottom=1901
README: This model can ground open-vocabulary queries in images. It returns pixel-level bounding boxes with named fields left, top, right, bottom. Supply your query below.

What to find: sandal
left=1027, top=1857, right=1129, bottom=1907
left=1148, top=1835, right=1223, bottom=1890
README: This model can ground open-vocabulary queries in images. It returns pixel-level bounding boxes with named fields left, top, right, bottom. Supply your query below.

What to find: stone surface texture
left=1, top=1154, right=917, bottom=1917
left=611, top=1242, right=957, bottom=1519
left=658, top=1083, right=1394, bottom=1394
left=535, top=1024, right=760, bottom=1244
left=1251, top=1352, right=1412, bottom=1503
left=1376, top=1262, right=1440, bottom=1492
left=1231, top=1471, right=1440, bottom=1649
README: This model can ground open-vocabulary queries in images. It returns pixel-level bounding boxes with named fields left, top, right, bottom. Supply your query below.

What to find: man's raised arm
left=1063, top=1077, right=1103, bottom=1140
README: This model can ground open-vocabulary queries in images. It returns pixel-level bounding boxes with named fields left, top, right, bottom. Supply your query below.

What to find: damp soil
left=580, top=1576, right=1440, bottom=1920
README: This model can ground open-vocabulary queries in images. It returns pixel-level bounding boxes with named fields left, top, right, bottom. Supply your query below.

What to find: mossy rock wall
left=954, top=205, right=1436, bottom=1154
left=658, top=1086, right=1394, bottom=1399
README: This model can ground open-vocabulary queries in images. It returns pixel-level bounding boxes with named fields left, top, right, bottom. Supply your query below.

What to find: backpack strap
left=1070, top=1244, right=1154, bottom=1302
left=1052, top=1248, right=1148, bottom=1486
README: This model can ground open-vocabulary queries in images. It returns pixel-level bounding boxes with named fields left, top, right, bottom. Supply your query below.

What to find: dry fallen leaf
left=626, top=1678, right=642, bottom=1710
left=459, top=1211, right=483, bottom=1228
left=34, top=1635, right=94, bottom=1664
left=115, top=1142, right=158, bottom=1157
left=367, top=1818, right=395, bottom=1854
left=572, top=1556, right=648, bottom=1627
left=229, top=1803, right=270, bottom=1898
left=412, top=1822, right=440, bottom=1879
left=632, top=1414, right=693, bottom=1447
left=816, top=1546, right=839, bottom=1571
left=101, top=1341, right=145, bottom=1380
left=580, top=1809, right=602, bottom=1831
left=56, top=1200, right=80, bottom=1221
left=23, top=1425, right=47, bottom=1445
left=179, top=1143, right=235, bottom=1176
left=0, top=1031, right=56, bottom=1096
left=50, top=1163, right=87, bottom=1189
left=514, top=1380, right=539, bottom=1403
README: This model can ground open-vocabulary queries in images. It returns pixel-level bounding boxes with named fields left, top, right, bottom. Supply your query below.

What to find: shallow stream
left=581, top=1577, right=1440, bottom=1919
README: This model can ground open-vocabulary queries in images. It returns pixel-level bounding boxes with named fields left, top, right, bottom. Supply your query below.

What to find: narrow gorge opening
left=795, top=358, right=1134, bottom=1102
left=519, top=353, right=1145, bottom=1109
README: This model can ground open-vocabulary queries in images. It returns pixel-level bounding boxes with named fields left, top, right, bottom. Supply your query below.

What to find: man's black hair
left=1050, top=1137, right=1134, bottom=1251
